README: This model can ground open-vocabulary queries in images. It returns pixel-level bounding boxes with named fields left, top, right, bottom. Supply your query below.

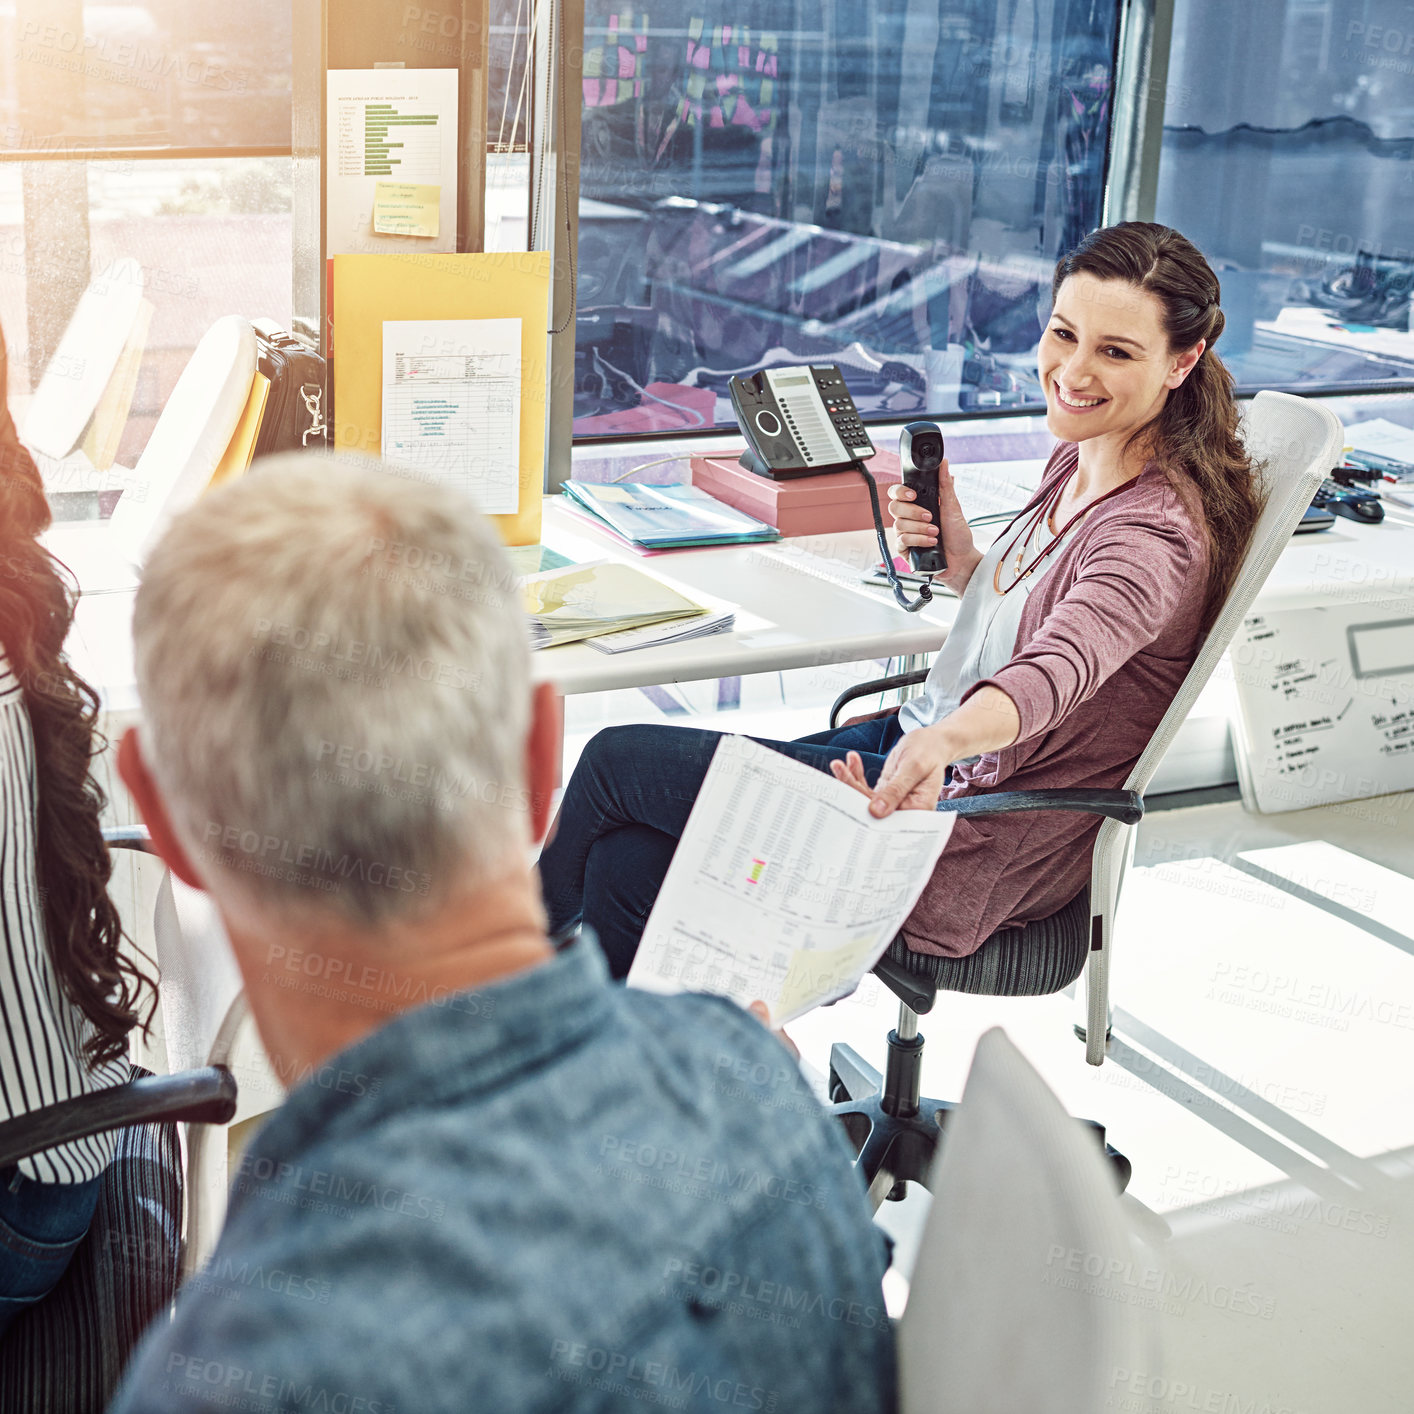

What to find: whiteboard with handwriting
left=1230, top=600, right=1414, bottom=812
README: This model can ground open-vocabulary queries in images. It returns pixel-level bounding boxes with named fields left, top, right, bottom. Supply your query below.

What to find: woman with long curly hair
left=0, top=326, right=153, bottom=1331
left=539, top=222, right=1263, bottom=981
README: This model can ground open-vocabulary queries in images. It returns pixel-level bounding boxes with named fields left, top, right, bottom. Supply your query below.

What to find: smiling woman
left=1042, top=222, right=1263, bottom=631
left=539, top=222, right=1264, bottom=973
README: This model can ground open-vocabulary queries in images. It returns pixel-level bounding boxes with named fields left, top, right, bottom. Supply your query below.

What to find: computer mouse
left=1328, top=494, right=1384, bottom=524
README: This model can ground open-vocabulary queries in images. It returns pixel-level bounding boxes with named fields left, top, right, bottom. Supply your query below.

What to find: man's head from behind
left=120, top=453, right=557, bottom=946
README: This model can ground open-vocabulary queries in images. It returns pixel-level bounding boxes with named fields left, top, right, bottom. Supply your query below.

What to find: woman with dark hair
left=0, top=327, right=153, bottom=1332
left=539, top=222, right=1263, bottom=979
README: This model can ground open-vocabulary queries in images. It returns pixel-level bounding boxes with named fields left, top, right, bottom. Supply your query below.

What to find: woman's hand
left=886, top=457, right=982, bottom=595
left=829, top=725, right=956, bottom=818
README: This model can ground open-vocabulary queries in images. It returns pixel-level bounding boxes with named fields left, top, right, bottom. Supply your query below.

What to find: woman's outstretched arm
left=831, top=686, right=1020, bottom=816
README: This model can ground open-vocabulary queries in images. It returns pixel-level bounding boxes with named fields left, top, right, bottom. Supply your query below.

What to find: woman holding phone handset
left=539, top=222, right=1261, bottom=979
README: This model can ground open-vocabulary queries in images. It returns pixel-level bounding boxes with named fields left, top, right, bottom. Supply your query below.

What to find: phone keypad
left=813, top=368, right=874, bottom=453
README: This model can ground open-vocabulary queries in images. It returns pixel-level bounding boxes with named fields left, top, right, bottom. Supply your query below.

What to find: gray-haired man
left=110, top=456, right=896, bottom=1414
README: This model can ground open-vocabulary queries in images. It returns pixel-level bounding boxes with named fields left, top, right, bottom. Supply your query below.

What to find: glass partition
left=1155, top=0, right=1414, bottom=392
left=0, top=1, right=291, bottom=152
left=573, top=0, right=1123, bottom=436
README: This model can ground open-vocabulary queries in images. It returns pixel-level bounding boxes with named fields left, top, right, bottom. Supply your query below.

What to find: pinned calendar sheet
left=627, top=737, right=954, bottom=1026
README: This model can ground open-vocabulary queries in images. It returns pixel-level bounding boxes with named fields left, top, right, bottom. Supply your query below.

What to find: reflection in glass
left=573, top=0, right=1122, bottom=436
left=1156, top=0, right=1414, bottom=392
left=0, top=159, right=291, bottom=469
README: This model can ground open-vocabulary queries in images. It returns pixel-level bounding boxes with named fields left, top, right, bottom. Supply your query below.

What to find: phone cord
left=852, top=463, right=933, bottom=613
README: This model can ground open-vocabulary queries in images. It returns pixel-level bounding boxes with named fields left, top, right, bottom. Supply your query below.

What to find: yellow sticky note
left=372, top=181, right=441, bottom=238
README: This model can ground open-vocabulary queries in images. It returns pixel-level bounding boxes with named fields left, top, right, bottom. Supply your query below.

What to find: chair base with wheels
left=828, top=919, right=1132, bottom=1210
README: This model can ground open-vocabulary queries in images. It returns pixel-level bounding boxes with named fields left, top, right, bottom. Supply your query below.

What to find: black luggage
left=251, top=319, right=327, bottom=457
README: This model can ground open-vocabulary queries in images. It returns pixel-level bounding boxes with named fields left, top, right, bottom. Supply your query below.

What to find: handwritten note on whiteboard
left=628, top=737, right=954, bottom=1026
left=381, top=318, right=522, bottom=515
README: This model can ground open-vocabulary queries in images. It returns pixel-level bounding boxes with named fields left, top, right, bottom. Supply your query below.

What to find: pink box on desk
left=691, top=448, right=902, bottom=537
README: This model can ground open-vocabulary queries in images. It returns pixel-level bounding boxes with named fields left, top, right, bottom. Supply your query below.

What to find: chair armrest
left=103, top=824, right=155, bottom=854
left=0, top=1067, right=238, bottom=1169
left=830, top=669, right=931, bottom=728
left=937, top=788, right=1143, bottom=827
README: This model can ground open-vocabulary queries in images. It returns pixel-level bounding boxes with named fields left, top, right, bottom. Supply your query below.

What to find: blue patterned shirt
left=113, top=933, right=896, bottom=1413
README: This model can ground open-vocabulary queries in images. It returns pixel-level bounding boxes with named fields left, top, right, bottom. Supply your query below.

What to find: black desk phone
left=728, top=365, right=877, bottom=477
left=728, top=363, right=943, bottom=610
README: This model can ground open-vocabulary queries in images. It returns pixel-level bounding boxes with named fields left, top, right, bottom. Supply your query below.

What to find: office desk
left=1226, top=508, right=1414, bottom=812
left=527, top=498, right=957, bottom=695
left=52, top=497, right=960, bottom=720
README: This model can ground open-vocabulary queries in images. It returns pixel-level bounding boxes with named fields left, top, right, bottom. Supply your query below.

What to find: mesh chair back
left=1082, top=392, right=1344, bottom=1063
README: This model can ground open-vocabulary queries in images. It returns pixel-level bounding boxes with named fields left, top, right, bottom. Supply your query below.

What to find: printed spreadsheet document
left=627, top=737, right=955, bottom=1026
left=381, top=318, right=522, bottom=514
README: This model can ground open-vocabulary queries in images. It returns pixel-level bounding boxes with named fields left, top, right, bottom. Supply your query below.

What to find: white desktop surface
left=1251, top=509, right=1414, bottom=607
left=51, top=495, right=961, bottom=721
left=527, top=498, right=956, bottom=695
left=52, top=480, right=1414, bottom=745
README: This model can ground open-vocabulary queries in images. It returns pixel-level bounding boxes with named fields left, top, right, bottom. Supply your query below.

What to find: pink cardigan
left=901, top=441, right=1210, bottom=958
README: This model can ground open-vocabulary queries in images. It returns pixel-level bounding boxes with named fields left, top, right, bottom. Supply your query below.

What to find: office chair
left=825, top=390, right=1345, bottom=1209
left=0, top=1069, right=234, bottom=1413
left=102, top=826, right=279, bottom=1276
left=0, top=828, right=239, bottom=1412
left=897, top=1029, right=1154, bottom=1414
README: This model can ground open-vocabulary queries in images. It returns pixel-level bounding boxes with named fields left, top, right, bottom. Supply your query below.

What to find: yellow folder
left=331, top=252, right=550, bottom=546
left=207, top=371, right=271, bottom=490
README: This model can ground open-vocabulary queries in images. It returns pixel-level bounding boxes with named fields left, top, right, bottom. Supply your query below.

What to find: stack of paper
left=522, top=560, right=710, bottom=649
left=588, top=608, right=735, bottom=654
left=561, top=480, right=780, bottom=550
left=505, top=543, right=574, bottom=577
left=1346, top=418, right=1414, bottom=482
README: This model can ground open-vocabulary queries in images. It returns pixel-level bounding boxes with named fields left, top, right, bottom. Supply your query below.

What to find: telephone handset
left=728, top=365, right=876, bottom=478
left=728, top=363, right=938, bottom=613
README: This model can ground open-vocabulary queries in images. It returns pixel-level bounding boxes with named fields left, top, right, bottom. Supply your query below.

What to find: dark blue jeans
left=0, top=1165, right=101, bottom=1335
left=540, top=715, right=906, bottom=979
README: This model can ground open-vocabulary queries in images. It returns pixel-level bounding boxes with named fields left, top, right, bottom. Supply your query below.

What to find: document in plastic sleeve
left=628, top=737, right=954, bottom=1025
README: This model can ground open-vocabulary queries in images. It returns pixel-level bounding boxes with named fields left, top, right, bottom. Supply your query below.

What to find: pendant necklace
left=993, top=471, right=1136, bottom=597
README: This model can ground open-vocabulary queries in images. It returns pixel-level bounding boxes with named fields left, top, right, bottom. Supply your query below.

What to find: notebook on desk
left=561, top=480, right=780, bottom=549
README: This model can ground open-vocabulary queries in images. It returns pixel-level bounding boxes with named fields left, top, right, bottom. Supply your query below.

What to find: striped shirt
left=0, top=646, right=126, bottom=1183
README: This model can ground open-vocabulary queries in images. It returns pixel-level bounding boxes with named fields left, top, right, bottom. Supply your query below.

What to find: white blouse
left=0, top=647, right=125, bottom=1184
left=897, top=499, right=1080, bottom=739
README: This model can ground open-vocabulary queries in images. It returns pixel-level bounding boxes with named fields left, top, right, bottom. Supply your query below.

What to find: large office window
left=1154, top=0, right=1414, bottom=392
left=572, top=0, right=1123, bottom=436
left=0, top=1, right=292, bottom=465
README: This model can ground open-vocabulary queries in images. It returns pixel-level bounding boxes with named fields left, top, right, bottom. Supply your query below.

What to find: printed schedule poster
left=327, top=69, right=458, bottom=254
